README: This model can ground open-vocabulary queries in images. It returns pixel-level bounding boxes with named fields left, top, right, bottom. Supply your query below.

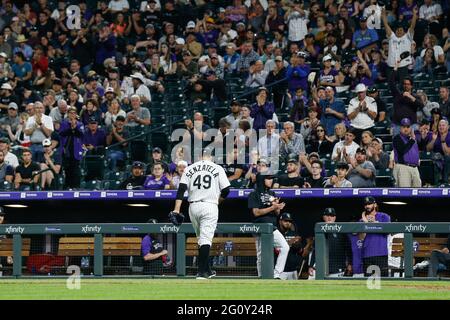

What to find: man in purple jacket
left=250, top=87, right=275, bottom=133
left=94, top=23, right=116, bottom=74
left=82, top=117, right=106, bottom=155
left=392, top=118, right=421, bottom=187
left=359, top=196, right=391, bottom=277
left=59, top=107, right=84, bottom=189
left=286, top=51, right=310, bottom=94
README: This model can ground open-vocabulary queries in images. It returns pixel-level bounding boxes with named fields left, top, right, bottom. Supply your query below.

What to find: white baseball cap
left=227, top=29, right=238, bottom=40
left=42, top=138, right=52, bottom=147
left=322, top=54, right=333, bottom=62
left=0, top=52, right=7, bottom=58
left=1, top=83, right=12, bottom=90
left=177, top=160, right=188, bottom=167
left=175, top=38, right=185, bottom=45
left=355, top=83, right=367, bottom=93
left=130, top=72, right=145, bottom=83
left=186, top=21, right=196, bottom=29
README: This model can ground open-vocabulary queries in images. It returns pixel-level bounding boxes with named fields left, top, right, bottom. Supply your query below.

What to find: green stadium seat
left=383, top=142, right=393, bottom=152
left=105, top=171, right=127, bottom=181
left=80, top=180, right=103, bottom=190
left=419, top=152, right=435, bottom=186
left=0, top=181, right=13, bottom=191
left=82, top=155, right=107, bottom=181
left=229, top=178, right=248, bottom=189
left=102, top=180, right=123, bottom=190
left=376, top=168, right=394, bottom=187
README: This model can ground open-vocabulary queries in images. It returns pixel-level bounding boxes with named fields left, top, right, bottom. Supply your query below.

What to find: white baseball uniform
left=180, top=159, right=230, bottom=246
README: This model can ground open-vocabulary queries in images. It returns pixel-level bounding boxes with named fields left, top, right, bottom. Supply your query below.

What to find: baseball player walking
left=170, top=152, right=231, bottom=279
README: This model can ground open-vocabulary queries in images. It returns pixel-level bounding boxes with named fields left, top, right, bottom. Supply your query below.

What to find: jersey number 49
left=193, top=175, right=212, bottom=189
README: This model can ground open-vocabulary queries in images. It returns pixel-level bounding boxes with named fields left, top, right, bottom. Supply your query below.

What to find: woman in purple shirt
left=427, top=119, right=450, bottom=184
left=143, top=163, right=172, bottom=190
left=359, top=196, right=391, bottom=277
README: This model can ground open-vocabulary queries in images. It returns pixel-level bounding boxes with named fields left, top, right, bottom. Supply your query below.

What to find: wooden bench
left=392, top=237, right=448, bottom=258
left=58, top=237, right=142, bottom=256
left=391, top=237, right=449, bottom=276
left=0, top=238, right=31, bottom=257
left=186, top=237, right=256, bottom=257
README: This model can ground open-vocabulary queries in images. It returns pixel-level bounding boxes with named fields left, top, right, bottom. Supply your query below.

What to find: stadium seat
left=376, top=169, right=394, bottom=187
left=105, top=171, right=127, bottom=181
left=102, top=180, right=122, bottom=190
left=383, top=142, right=393, bottom=152
left=80, top=180, right=103, bottom=190
left=82, top=156, right=107, bottom=181
left=419, top=152, right=435, bottom=186
left=0, top=181, right=13, bottom=191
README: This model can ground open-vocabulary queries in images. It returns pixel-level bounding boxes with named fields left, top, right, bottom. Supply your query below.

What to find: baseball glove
left=168, top=211, right=184, bottom=226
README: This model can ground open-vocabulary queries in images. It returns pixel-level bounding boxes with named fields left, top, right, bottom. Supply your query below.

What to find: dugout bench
left=186, top=237, right=257, bottom=276
left=0, top=238, right=30, bottom=275
left=391, top=237, right=449, bottom=277
left=58, top=237, right=143, bottom=274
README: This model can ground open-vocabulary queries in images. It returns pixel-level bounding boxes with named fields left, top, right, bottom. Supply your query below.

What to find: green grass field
left=0, top=279, right=449, bottom=300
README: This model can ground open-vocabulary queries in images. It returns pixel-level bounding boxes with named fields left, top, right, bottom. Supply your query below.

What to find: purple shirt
left=393, top=133, right=420, bottom=165
left=58, top=120, right=85, bottom=161
left=348, top=234, right=364, bottom=274
left=433, top=132, right=450, bottom=155
left=399, top=3, right=418, bottom=21
left=141, top=235, right=152, bottom=256
left=319, top=68, right=338, bottom=85
left=141, top=235, right=163, bottom=256
left=360, top=212, right=391, bottom=258
left=415, top=130, right=433, bottom=152
left=250, top=102, right=275, bottom=131
left=143, top=175, right=171, bottom=190
left=82, top=129, right=106, bottom=147
left=202, top=30, right=219, bottom=46
left=287, top=64, right=310, bottom=92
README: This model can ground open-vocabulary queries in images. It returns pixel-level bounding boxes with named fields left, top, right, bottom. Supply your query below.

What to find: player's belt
left=189, top=200, right=216, bottom=204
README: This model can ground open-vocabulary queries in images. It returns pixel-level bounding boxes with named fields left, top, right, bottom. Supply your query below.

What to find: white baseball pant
left=255, top=229, right=289, bottom=279
left=189, top=202, right=218, bottom=246
left=280, top=271, right=298, bottom=280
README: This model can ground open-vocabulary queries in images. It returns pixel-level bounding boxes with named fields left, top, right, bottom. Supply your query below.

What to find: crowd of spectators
left=0, top=0, right=448, bottom=190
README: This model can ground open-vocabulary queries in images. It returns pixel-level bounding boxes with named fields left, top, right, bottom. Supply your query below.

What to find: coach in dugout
left=359, top=196, right=391, bottom=277
left=248, top=166, right=289, bottom=280
left=141, top=219, right=169, bottom=275
left=277, top=212, right=312, bottom=280
left=309, top=208, right=353, bottom=278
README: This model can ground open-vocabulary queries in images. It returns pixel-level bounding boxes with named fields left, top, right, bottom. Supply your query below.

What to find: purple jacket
left=250, top=102, right=275, bottom=131
left=82, top=129, right=107, bottom=147
left=360, top=212, right=391, bottom=258
left=286, top=64, right=310, bottom=92
left=59, top=120, right=85, bottom=161
left=95, top=34, right=116, bottom=65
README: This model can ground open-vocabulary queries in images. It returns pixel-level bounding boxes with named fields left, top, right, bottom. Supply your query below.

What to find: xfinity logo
left=5, top=226, right=24, bottom=234
left=320, top=224, right=342, bottom=232
left=81, top=225, right=102, bottom=233
left=239, top=225, right=260, bottom=233
left=160, top=225, right=179, bottom=233
left=405, top=224, right=427, bottom=233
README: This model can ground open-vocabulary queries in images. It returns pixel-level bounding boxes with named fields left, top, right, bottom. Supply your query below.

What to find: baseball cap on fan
left=355, top=83, right=367, bottom=93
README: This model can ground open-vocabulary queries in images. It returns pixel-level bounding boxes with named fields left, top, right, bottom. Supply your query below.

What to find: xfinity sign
left=320, top=224, right=342, bottom=233
left=239, top=225, right=260, bottom=233
left=405, top=224, right=427, bottom=233
left=81, top=225, right=102, bottom=233
left=160, top=225, right=179, bottom=233
left=5, top=226, right=24, bottom=234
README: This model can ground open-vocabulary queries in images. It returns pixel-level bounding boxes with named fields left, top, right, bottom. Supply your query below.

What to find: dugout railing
left=0, top=223, right=274, bottom=279
left=315, top=222, right=450, bottom=280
